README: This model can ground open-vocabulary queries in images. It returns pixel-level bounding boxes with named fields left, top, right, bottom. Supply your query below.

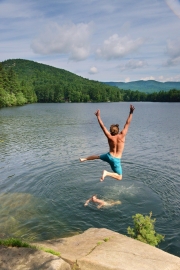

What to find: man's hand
left=84, top=198, right=91, bottom=206
left=130, top=105, right=135, bottom=114
left=95, top=109, right=100, bottom=117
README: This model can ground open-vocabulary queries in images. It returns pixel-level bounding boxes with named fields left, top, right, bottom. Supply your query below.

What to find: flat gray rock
left=34, top=228, right=180, bottom=270
left=0, top=246, right=71, bottom=270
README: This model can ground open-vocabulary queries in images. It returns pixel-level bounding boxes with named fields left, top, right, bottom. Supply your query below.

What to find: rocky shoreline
left=0, top=228, right=180, bottom=270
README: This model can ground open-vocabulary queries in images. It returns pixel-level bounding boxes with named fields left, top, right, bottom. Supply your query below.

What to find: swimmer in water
left=84, top=195, right=121, bottom=209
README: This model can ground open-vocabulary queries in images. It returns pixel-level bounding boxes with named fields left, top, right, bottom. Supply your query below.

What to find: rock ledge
left=1, top=228, right=180, bottom=270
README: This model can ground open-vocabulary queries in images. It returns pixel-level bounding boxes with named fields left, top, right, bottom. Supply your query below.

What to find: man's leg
left=100, top=170, right=122, bottom=181
left=80, top=155, right=100, bottom=162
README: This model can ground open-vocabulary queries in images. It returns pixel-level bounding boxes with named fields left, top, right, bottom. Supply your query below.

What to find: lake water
left=0, top=102, right=180, bottom=257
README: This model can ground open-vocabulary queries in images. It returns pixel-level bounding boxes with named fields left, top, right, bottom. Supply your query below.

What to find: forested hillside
left=2, top=59, right=123, bottom=105
left=0, top=59, right=180, bottom=108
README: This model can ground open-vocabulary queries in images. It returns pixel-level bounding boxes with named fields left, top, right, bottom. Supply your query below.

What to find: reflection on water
left=0, top=102, right=180, bottom=257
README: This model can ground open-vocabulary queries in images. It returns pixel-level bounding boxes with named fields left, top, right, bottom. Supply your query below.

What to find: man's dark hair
left=110, top=124, right=119, bottom=135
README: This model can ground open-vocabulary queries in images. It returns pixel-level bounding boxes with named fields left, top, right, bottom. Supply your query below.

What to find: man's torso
left=108, top=133, right=125, bottom=158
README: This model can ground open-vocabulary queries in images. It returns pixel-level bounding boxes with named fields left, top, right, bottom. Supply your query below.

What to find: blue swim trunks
left=99, top=152, right=122, bottom=175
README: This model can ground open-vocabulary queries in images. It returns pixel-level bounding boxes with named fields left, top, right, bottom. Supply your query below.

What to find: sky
left=1, top=0, right=180, bottom=82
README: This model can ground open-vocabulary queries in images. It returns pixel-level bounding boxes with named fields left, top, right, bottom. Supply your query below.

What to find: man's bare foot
left=80, top=158, right=86, bottom=162
left=114, top=200, right=121, bottom=205
left=100, top=170, right=107, bottom=181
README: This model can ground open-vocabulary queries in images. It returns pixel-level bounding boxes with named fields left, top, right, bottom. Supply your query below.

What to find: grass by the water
left=0, top=238, right=60, bottom=256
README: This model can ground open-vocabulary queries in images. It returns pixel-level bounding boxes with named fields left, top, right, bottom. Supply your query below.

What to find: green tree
left=54, top=85, right=64, bottom=102
left=168, top=89, right=180, bottom=102
left=16, top=92, right=27, bottom=105
left=127, top=212, right=164, bottom=246
left=0, top=63, right=9, bottom=91
left=7, top=68, right=20, bottom=94
left=0, top=87, right=7, bottom=107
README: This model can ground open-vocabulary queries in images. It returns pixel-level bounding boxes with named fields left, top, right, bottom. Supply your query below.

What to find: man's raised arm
left=95, top=110, right=110, bottom=138
left=122, top=105, right=135, bottom=136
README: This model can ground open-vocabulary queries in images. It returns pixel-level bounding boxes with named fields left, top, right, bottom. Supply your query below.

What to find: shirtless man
left=80, top=104, right=135, bottom=181
left=84, top=195, right=121, bottom=209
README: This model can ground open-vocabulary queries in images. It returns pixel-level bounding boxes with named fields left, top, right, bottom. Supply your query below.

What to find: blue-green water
left=0, top=102, right=180, bottom=257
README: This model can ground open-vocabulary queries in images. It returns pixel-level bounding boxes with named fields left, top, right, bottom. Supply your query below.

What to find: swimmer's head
left=110, top=124, right=119, bottom=135
left=92, top=194, right=97, bottom=201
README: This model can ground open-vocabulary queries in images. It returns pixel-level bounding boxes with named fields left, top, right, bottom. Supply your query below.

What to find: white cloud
left=96, top=34, right=144, bottom=60
left=164, top=39, right=180, bottom=66
left=139, top=74, right=180, bottom=82
left=166, top=74, right=180, bottom=81
left=120, top=59, right=148, bottom=71
left=125, top=77, right=130, bottom=82
left=165, top=57, right=180, bottom=66
left=140, top=76, right=155, bottom=81
left=166, top=39, right=180, bottom=58
left=158, top=74, right=180, bottom=82
left=165, top=0, right=180, bottom=19
left=31, top=22, right=93, bottom=61
left=89, top=66, right=98, bottom=74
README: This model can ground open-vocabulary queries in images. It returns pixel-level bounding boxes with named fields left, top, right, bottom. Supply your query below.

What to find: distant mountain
left=104, top=80, right=180, bottom=93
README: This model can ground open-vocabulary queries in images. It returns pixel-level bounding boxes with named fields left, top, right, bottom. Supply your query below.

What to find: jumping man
left=80, top=104, right=135, bottom=181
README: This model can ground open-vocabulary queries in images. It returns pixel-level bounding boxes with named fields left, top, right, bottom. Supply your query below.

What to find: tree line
left=0, top=59, right=180, bottom=108
left=120, top=89, right=180, bottom=102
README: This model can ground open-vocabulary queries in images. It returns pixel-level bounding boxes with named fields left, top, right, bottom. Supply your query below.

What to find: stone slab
left=34, top=228, right=180, bottom=270
left=0, top=246, right=71, bottom=270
